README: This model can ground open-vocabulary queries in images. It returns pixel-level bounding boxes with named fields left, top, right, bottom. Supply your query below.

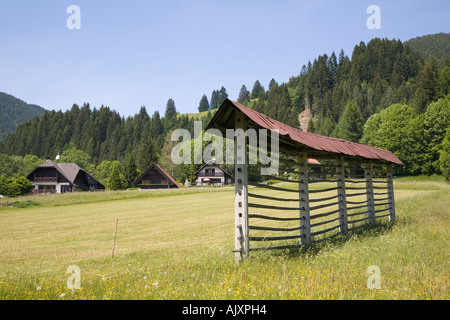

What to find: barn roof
left=133, top=162, right=182, bottom=188
left=193, top=160, right=234, bottom=178
left=206, top=99, right=403, bottom=165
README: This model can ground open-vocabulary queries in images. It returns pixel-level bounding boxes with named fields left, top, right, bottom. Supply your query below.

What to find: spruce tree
left=210, top=90, right=219, bottom=109
left=414, top=55, right=440, bottom=113
left=124, top=153, right=138, bottom=188
left=217, top=86, right=228, bottom=107
left=164, top=99, right=177, bottom=120
left=250, top=80, right=263, bottom=99
left=336, top=100, right=364, bottom=142
left=108, top=164, right=123, bottom=190
left=237, top=85, right=250, bottom=104
left=198, top=94, right=210, bottom=112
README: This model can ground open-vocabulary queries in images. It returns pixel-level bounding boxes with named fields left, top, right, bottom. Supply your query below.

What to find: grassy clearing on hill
left=0, top=178, right=448, bottom=300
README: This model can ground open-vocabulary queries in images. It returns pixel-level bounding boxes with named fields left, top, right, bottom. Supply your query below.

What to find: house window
left=42, top=171, right=56, bottom=177
left=205, top=168, right=215, bottom=174
left=38, top=185, right=56, bottom=190
left=150, top=180, right=161, bottom=184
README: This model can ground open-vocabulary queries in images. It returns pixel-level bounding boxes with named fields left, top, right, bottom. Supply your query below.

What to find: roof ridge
left=206, top=99, right=403, bottom=165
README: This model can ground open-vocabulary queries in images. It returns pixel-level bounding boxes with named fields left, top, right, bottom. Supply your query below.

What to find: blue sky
left=0, top=0, right=449, bottom=117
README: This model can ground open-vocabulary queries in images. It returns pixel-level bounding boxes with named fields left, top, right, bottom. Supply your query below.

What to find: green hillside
left=406, top=33, right=450, bottom=67
left=0, top=92, right=46, bottom=140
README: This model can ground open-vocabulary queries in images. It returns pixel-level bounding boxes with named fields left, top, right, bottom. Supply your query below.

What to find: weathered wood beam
left=234, top=112, right=249, bottom=262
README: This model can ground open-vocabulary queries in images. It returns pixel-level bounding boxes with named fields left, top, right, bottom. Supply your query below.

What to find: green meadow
left=0, top=177, right=448, bottom=300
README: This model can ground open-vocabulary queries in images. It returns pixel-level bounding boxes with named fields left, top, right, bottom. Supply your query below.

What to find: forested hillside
left=406, top=33, right=450, bottom=67
left=0, top=92, right=46, bottom=140
left=1, top=34, right=449, bottom=187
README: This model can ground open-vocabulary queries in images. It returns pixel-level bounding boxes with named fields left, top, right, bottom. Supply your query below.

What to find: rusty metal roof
left=206, top=99, right=403, bottom=165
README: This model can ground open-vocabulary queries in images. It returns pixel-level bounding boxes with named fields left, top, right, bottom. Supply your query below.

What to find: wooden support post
left=235, top=112, right=249, bottom=262
left=336, top=158, right=348, bottom=235
left=365, top=163, right=375, bottom=225
left=298, top=152, right=311, bottom=245
left=386, top=164, right=396, bottom=223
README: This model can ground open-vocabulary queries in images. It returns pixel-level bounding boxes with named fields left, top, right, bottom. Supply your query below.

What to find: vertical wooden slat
left=298, top=152, right=311, bottom=245
left=336, top=158, right=348, bottom=235
left=365, top=163, right=375, bottom=225
left=235, top=112, right=249, bottom=262
left=386, top=164, right=396, bottom=223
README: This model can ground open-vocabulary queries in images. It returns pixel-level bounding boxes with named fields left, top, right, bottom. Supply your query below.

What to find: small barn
left=193, top=160, right=234, bottom=186
left=27, top=159, right=105, bottom=194
left=133, top=162, right=181, bottom=189
left=206, top=99, right=403, bottom=262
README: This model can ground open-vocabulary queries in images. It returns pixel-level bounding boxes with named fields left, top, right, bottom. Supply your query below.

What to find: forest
left=0, top=34, right=449, bottom=195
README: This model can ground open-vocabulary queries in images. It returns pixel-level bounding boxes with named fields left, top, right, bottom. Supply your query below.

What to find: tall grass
left=0, top=179, right=448, bottom=300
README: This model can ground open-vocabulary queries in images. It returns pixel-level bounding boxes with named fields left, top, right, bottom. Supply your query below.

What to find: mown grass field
left=0, top=178, right=448, bottom=300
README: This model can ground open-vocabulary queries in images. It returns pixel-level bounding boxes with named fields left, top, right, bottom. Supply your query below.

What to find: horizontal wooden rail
left=344, top=179, right=366, bottom=184
left=345, top=186, right=368, bottom=190
left=309, top=187, right=340, bottom=193
left=248, top=193, right=298, bottom=202
left=248, top=214, right=299, bottom=221
left=310, top=208, right=340, bottom=220
left=373, top=202, right=391, bottom=207
left=310, top=217, right=340, bottom=228
left=309, top=194, right=339, bottom=203
left=249, top=225, right=301, bottom=232
left=347, top=204, right=368, bottom=211
left=311, top=224, right=341, bottom=237
left=373, top=197, right=390, bottom=202
left=250, top=235, right=301, bottom=241
left=372, top=180, right=388, bottom=184
left=308, top=179, right=337, bottom=184
left=249, top=244, right=303, bottom=252
left=346, top=192, right=369, bottom=197
left=346, top=199, right=368, bottom=205
left=347, top=210, right=369, bottom=217
left=248, top=203, right=299, bottom=211
left=309, top=201, right=340, bottom=211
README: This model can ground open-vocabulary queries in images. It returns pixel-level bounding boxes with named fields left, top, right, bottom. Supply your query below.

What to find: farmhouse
left=26, top=159, right=105, bottom=194
left=193, top=160, right=234, bottom=186
left=133, top=162, right=181, bottom=189
left=206, top=99, right=403, bottom=262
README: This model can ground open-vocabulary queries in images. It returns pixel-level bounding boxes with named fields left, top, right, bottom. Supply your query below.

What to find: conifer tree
left=237, top=85, right=250, bottom=104
left=210, top=90, right=219, bottom=109
left=414, top=55, right=440, bottom=113
left=108, top=163, right=123, bottom=190
left=124, top=153, right=138, bottom=188
left=164, top=99, right=177, bottom=120
left=217, top=86, right=228, bottom=107
left=250, top=80, right=263, bottom=99
left=336, top=100, right=364, bottom=142
left=198, top=94, right=210, bottom=112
